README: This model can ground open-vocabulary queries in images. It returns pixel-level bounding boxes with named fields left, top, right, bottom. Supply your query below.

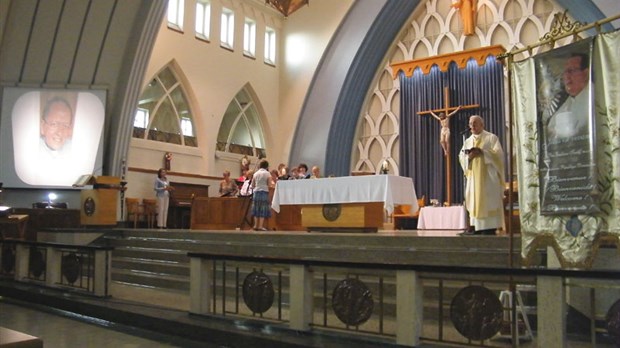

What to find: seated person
left=310, top=165, right=320, bottom=179
left=239, top=169, right=254, bottom=196
left=297, top=163, right=311, bottom=179
left=219, top=170, right=239, bottom=197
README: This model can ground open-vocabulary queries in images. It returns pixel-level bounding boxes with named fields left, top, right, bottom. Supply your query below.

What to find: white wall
left=126, top=0, right=351, bottom=200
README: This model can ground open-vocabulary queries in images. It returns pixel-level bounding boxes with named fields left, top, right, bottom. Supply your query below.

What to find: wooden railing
left=0, top=240, right=113, bottom=297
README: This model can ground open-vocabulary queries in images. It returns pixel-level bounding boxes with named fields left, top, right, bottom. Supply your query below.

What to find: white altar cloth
left=271, top=175, right=418, bottom=215
left=416, top=206, right=468, bottom=230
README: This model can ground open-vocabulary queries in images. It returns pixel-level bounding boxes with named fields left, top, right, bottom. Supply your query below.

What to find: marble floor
left=0, top=296, right=217, bottom=348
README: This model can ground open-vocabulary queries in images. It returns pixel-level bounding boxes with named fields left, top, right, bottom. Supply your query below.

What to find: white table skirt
left=416, top=206, right=468, bottom=230
left=271, top=175, right=418, bottom=215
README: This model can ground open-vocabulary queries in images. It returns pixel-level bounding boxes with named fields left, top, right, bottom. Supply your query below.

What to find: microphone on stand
left=459, top=128, right=470, bottom=135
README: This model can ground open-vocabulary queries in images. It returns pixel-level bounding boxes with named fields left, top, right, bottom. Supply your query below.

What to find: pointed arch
left=215, top=83, right=269, bottom=159
left=133, top=61, right=198, bottom=147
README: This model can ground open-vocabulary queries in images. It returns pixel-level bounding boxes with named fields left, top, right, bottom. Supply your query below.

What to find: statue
left=429, top=106, right=461, bottom=156
left=164, top=152, right=172, bottom=171
left=452, top=0, right=477, bottom=36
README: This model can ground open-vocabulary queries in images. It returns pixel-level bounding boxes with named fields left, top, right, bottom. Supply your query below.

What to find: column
left=396, top=270, right=423, bottom=346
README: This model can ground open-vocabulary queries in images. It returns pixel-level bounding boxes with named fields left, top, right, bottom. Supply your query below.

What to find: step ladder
left=498, top=288, right=534, bottom=342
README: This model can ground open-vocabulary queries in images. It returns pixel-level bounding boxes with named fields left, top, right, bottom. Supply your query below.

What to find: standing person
left=251, top=160, right=271, bottom=231
left=154, top=168, right=173, bottom=229
left=270, top=169, right=279, bottom=188
left=458, top=115, right=505, bottom=235
left=219, top=170, right=239, bottom=197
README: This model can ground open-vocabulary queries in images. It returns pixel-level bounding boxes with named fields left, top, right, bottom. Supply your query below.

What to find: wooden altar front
left=271, top=175, right=418, bottom=232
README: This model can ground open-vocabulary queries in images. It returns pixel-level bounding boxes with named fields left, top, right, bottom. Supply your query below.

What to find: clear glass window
left=167, top=0, right=185, bottom=31
left=243, top=18, right=256, bottom=57
left=133, top=66, right=197, bottom=147
left=264, top=27, right=276, bottom=65
left=216, top=86, right=266, bottom=158
left=195, top=0, right=210, bottom=40
left=221, top=8, right=234, bottom=49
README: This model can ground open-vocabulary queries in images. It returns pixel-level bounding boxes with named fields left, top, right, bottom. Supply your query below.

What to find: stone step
left=113, top=246, right=190, bottom=263
left=112, top=268, right=189, bottom=291
left=112, top=257, right=190, bottom=277
left=104, top=230, right=518, bottom=253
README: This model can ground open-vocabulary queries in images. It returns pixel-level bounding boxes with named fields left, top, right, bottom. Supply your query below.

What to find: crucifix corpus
left=417, top=86, right=478, bottom=204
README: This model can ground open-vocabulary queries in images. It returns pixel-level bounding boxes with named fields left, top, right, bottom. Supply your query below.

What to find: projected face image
left=1, top=89, right=105, bottom=187
left=40, top=98, right=74, bottom=151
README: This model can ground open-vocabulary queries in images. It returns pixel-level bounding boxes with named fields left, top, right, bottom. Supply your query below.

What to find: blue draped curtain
left=399, top=56, right=505, bottom=205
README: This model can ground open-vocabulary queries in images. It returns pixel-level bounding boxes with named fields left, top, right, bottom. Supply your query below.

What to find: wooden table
left=0, top=214, right=29, bottom=239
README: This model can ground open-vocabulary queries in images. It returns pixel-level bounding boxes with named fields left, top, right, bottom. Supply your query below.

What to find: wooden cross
left=417, top=86, right=479, bottom=204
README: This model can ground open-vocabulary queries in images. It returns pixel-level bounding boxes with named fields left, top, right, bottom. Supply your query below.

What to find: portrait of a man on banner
left=534, top=38, right=599, bottom=215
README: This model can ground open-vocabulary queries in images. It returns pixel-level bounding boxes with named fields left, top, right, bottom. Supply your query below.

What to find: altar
left=271, top=175, right=418, bottom=231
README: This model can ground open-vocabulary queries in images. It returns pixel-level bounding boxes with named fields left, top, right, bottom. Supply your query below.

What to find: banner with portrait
left=512, top=31, right=620, bottom=267
left=535, top=38, right=597, bottom=215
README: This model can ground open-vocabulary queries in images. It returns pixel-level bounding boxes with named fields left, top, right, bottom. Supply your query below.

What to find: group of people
left=150, top=115, right=505, bottom=235
left=217, top=161, right=321, bottom=231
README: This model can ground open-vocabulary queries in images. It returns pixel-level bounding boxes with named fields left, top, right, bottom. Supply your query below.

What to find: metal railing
left=188, top=252, right=620, bottom=347
left=0, top=240, right=113, bottom=297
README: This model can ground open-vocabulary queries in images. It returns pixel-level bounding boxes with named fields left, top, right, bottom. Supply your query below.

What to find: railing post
left=189, top=257, right=214, bottom=315
left=538, top=275, right=566, bottom=347
left=93, top=249, right=111, bottom=296
left=14, top=244, right=29, bottom=281
left=46, top=247, right=62, bottom=287
left=396, top=270, right=422, bottom=347
left=289, top=264, right=313, bottom=331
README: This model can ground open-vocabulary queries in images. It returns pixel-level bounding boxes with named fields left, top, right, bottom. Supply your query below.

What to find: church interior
left=1, top=0, right=620, bottom=347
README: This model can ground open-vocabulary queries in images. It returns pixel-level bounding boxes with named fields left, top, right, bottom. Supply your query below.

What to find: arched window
left=133, top=66, right=197, bottom=147
left=216, top=86, right=266, bottom=158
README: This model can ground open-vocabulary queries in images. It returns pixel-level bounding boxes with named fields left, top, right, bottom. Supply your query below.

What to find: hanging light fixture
left=265, top=0, right=309, bottom=17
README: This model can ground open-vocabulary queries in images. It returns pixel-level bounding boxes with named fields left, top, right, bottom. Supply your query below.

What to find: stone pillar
left=189, top=257, right=214, bottom=315
left=14, top=244, right=28, bottom=281
left=289, top=264, right=313, bottom=331
left=93, top=249, right=111, bottom=296
left=396, top=270, right=423, bottom=346
left=46, top=247, right=62, bottom=288
left=538, top=275, right=566, bottom=348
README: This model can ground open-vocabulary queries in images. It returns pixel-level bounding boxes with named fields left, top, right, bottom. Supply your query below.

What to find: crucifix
left=417, top=86, right=479, bottom=204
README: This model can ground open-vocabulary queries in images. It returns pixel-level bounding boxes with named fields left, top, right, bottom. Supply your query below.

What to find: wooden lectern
left=76, top=175, right=121, bottom=225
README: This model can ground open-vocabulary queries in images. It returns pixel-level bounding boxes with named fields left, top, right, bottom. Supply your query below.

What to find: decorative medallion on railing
left=28, top=246, right=46, bottom=280
left=450, top=285, right=503, bottom=340
left=607, top=299, right=620, bottom=346
left=1, top=244, right=16, bottom=275
left=242, top=271, right=275, bottom=314
left=332, top=278, right=374, bottom=326
left=322, top=204, right=341, bottom=222
left=61, top=252, right=81, bottom=284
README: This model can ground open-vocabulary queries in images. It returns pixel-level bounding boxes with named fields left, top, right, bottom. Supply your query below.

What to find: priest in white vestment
left=459, top=115, right=505, bottom=235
